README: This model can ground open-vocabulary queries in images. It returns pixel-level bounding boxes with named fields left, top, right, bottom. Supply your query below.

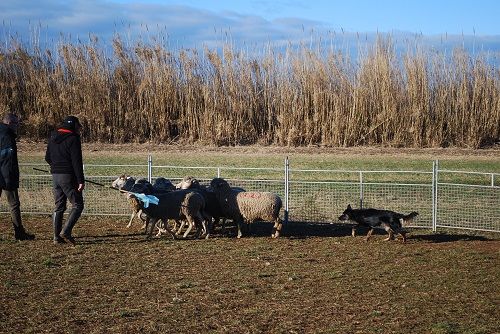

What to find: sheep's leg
left=195, top=218, right=205, bottom=239
left=201, top=213, right=212, bottom=239
left=204, top=221, right=211, bottom=239
left=175, top=220, right=187, bottom=236
left=139, top=210, right=148, bottom=231
left=182, top=218, right=194, bottom=238
left=190, top=215, right=205, bottom=239
left=167, top=219, right=181, bottom=236
left=172, top=220, right=179, bottom=232
left=219, top=218, right=226, bottom=233
left=236, top=218, right=244, bottom=238
left=160, top=219, right=177, bottom=240
left=174, top=220, right=183, bottom=233
left=155, top=220, right=162, bottom=236
left=272, top=219, right=282, bottom=238
left=141, top=213, right=150, bottom=234
left=201, top=214, right=211, bottom=239
left=126, top=211, right=135, bottom=228
left=156, top=220, right=168, bottom=237
left=146, top=217, right=156, bottom=240
left=169, top=219, right=179, bottom=233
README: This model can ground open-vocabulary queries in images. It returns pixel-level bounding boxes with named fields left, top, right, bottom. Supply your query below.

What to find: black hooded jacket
left=0, top=123, right=20, bottom=190
left=45, top=129, right=85, bottom=184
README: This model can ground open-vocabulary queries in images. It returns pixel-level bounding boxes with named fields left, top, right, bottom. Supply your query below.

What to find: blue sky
left=1, top=0, right=499, bottom=53
left=110, top=0, right=497, bottom=35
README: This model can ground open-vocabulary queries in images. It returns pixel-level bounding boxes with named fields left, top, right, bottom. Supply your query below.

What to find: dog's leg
left=399, top=231, right=407, bottom=243
left=381, top=223, right=394, bottom=241
left=384, top=230, right=394, bottom=241
left=365, top=228, right=374, bottom=242
left=351, top=226, right=356, bottom=237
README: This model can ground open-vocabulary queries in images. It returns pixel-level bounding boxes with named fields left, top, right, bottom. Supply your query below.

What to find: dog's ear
left=347, top=204, right=352, bottom=210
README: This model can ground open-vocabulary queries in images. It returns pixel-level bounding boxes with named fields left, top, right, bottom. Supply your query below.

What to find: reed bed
left=0, top=37, right=498, bottom=148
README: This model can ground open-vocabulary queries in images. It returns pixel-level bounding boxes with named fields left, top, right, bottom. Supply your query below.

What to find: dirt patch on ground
left=1, top=216, right=499, bottom=334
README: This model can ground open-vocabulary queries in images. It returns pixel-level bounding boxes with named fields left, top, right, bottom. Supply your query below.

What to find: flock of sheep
left=111, top=175, right=283, bottom=240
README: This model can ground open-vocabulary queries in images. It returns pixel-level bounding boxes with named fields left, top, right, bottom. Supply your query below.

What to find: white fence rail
left=3, top=158, right=499, bottom=233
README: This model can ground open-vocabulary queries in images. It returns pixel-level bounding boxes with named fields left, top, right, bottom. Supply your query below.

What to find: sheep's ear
left=347, top=204, right=352, bottom=210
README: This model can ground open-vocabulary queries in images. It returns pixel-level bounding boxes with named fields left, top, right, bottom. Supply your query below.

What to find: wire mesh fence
left=436, top=184, right=500, bottom=232
left=2, top=159, right=499, bottom=233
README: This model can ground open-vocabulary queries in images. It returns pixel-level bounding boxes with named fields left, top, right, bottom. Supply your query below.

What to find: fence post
left=148, top=155, right=152, bottom=183
left=217, top=167, right=221, bottom=178
left=432, top=160, right=438, bottom=232
left=359, top=171, right=364, bottom=209
left=284, top=156, right=289, bottom=224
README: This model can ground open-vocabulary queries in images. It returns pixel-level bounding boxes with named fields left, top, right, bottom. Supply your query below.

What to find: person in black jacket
left=0, top=113, right=35, bottom=240
left=45, top=116, right=85, bottom=245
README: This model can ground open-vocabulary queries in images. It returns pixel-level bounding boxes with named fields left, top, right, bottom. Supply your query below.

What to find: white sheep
left=128, top=181, right=207, bottom=239
left=111, top=175, right=175, bottom=236
left=209, top=177, right=282, bottom=238
left=175, top=176, right=247, bottom=235
left=112, top=175, right=145, bottom=228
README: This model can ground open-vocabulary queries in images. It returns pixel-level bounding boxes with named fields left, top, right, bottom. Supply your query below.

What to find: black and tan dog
left=338, top=204, right=418, bottom=242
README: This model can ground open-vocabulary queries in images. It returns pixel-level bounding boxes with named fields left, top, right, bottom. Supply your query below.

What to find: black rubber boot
left=53, top=212, right=65, bottom=244
left=60, top=208, right=81, bottom=245
left=12, top=210, right=35, bottom=241
left=14, top=225, right=35, bottom=241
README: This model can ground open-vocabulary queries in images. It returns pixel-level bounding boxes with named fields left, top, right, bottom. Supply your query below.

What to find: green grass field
left=18, top=143, right=500, bottom=185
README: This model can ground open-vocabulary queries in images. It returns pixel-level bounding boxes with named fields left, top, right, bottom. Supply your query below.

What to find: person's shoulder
left=0, top=123, right=9, bottom=133
left=0, top=123, right=13, bottom=138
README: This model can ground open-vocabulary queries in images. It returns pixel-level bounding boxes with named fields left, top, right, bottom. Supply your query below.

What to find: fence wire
left=1, top=161, right=498, bottom=233
left=437, top=184, right=500, bottom=232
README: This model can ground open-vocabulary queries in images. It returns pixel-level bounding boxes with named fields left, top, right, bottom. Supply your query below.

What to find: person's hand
left=77, top=183, right=85, bottom=192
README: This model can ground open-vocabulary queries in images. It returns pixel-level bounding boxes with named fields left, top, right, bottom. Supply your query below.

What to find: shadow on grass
left=410, top=233, right=491, bottom=243
left=236, top=221, right=497, bottom=242
left=68, top=222, right=497, bottom=244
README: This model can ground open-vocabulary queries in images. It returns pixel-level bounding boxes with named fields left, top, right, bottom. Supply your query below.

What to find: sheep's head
left=154, top=177, right=175, bottom=191
left=129, top=181, right=154, bottom=195
left=176, top=176, right=199, bottom=189
left=112, top=175, right=136, bottom=191
left=209, top=177, right=230, bottom=192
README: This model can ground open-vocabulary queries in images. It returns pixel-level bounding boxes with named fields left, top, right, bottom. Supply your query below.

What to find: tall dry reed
left=0, top=37, right=498, bottom=148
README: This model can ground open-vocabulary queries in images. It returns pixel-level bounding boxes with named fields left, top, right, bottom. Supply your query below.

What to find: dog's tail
left=403, top=212, right=419, bottom=220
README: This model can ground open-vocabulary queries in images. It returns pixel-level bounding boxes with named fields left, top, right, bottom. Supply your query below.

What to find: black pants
left=0, top=188, right=23, bottom=229
left=52, top=174, right=84, bottom=215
